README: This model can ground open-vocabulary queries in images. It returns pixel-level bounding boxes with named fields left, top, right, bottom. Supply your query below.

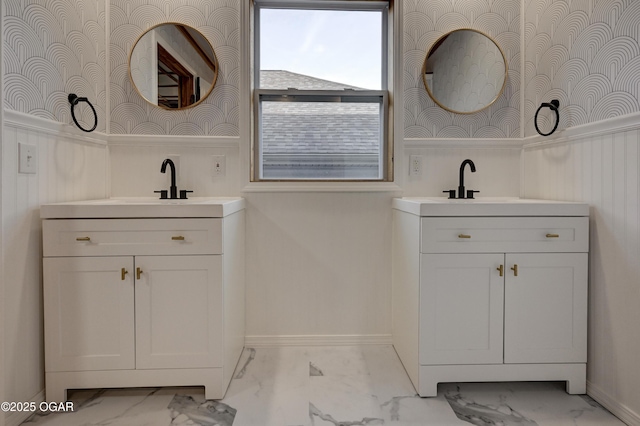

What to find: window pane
left=260, top=101, right=382, bottom=179
left=259, top=8, right=382, bottom=90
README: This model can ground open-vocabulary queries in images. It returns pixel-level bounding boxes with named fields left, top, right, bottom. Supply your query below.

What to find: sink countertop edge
left=392, top=197, right=590, bottom=217
left=40, top=197, right=245, bottom=219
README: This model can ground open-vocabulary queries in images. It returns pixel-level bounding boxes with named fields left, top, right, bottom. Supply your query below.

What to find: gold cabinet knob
left=76, top=237, right=91, bottom=242
left=458, top=234, right=471, bottom=239
left=497, top=265, right=504, bottom=277
left=511, top=264, right=518, bottom=276
left=136, top=267, right=143, bottom=280
left=121, top=268, right=128, bottom=281
left=546, top=233, right=559, bottom=238
left=171, top=236, right=185, bottom=241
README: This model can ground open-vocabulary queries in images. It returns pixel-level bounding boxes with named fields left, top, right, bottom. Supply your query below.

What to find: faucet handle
left=443, top=190, right=456, bottom=199
left=154, top=190, right=168, bottom=199
left=466, top=190, right=480, bottom=199
left=179, top=190, right=193, bottom=200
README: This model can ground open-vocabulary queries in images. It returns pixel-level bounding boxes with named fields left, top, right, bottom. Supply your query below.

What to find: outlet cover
left=19, top=143, right=37, bottom=174
left=409, top=155, right=422, bottom=177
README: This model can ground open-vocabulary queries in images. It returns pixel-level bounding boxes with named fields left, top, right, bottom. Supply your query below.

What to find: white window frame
left=252, top=0, right=392, bottom=182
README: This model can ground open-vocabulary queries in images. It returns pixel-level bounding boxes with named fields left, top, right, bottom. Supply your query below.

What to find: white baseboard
left=244, top=334, right=393, bottom=347
left=588, top=381, right=640, bottom=426
left=5, top=390, right=45, bottom=426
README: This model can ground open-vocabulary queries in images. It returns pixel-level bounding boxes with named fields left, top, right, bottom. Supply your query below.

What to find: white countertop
left=40, top=197, right=245, bottom=219
left=393, top=197, right=589, bottom=217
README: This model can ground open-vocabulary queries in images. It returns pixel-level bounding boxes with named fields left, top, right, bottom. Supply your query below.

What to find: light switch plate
left=19, top=143, right=37, bottom=174
left=212, top=155, right=226, bottom=177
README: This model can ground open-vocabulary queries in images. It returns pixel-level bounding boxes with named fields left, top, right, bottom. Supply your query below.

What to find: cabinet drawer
left=43, top=218, right=222, bottom=256
left=421, top=217, right=588, bottom=254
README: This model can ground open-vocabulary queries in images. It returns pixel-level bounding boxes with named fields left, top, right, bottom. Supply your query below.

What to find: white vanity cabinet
left=41, top=199, right=245, bottom=402
left=392, top=198, right=589, bottom=397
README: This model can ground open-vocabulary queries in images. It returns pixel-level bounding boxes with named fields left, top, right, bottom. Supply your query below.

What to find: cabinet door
left=504, top=253, right=587, bottom=363
left=43, top=257, right=135, bottom=371
left=135, top=255, right=223, bottom=369
left=420, top=254, right=504, bottom=365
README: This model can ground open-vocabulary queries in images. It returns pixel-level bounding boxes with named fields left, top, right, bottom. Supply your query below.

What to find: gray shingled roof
left=260, top=71, right=380, bottom=177
left=260, top=70, right=365, bottom=90
left=260, top=70, right=380, bottom=155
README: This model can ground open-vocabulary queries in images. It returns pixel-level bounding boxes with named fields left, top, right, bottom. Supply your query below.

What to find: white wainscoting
left=108, top=139, right=242, bottom=198
left=401, top=139, right=523, bottom=197
left=2, top=110, right=108, bottom=426
left=523, top=112, right=640, bottom=426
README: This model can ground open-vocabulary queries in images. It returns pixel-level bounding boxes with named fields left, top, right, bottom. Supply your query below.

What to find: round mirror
left=422, top=29, right=507, bottom=114
left=129, top=23, right=218, bottom=110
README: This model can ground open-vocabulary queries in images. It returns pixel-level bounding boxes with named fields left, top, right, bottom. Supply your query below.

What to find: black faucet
left=160, top=159, right=178, bottom=199
left=458, top=159, right=476, bottom=198
left=156, top=159, right=193, bottom=199
left=443, top=159, right=479, bottom=199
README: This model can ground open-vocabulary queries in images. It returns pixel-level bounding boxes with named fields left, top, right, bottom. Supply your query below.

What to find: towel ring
left=534, top=99, right=560, bottom=136
left=68, top=93, right=98, bottom=132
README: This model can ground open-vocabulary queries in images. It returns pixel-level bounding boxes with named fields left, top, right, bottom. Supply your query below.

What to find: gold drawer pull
left=171, top=236, right=185, bottom=241
left=511, top=264, right=518, bottom=276
left=458, top=234, right=471, bottom=239
left=136, top=267, right=143, bottom=280
left=76, top=237, right=91, bottom=242
left=546, top=233, right=559, bottom=238
left=121, top=268, right=128, bottom=281
left=497, top=265, right=504, bottom=277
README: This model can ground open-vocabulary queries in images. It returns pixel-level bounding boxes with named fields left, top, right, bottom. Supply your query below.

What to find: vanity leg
left=45, top=376, right=67, bottom=402
left=418, top=373, right=439, bottom=397
left=565, top=364, right=587, bottom=394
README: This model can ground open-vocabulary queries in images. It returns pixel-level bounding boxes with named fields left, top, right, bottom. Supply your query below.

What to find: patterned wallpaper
left=109, top=0, right=239, bottom=135
left=404, top=0, right=521, bottom=139
left=525, top=0, right=640, bottom=137
left=3, top=0, right=107, bottom=132
left=7, top=1, right=637, bottom=138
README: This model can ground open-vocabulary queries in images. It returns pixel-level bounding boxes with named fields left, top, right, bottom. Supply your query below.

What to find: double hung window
left=253, top=0, right=391, bottom=181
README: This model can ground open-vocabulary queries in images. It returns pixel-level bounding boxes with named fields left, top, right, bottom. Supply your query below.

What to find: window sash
left=253, top=0, right=392, bottom=182
left=254, top=0, right=389, bottom=92
left=255, top=90, right=389, bottom=181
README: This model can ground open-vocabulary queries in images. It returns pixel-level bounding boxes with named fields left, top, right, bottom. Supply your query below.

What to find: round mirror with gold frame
left=422, top=29, right=507, bottom=114
left=129, top=23, right=218, bottom=110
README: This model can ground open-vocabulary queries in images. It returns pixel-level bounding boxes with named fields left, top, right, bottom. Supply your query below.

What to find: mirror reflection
left=422, top=29, right=507, bottom=114
left=129, top=23, right=218, bottom=109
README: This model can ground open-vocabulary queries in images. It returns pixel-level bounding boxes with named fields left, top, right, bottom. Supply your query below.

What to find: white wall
left=1, top=113, right=108, bottom=425
left=401, top=142, right=522, bottom=197
left=244, top=192, right=394, bottom=343
left=523, top=120, right=640, bottom=425
left=523, top=1, right=640, bottom=423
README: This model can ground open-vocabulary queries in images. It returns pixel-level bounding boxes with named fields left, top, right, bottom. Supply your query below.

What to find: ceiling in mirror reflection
left=129, top=23, right=218, bottom=110
left=422, top=29, right=507, bottom=114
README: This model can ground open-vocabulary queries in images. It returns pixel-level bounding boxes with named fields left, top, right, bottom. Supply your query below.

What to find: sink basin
left=393, top=197, right=589, bottom=217
left=40, top=197, right=245, bottom=218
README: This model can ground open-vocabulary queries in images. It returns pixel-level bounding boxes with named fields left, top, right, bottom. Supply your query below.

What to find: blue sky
left=259, top=8, right=382, bottom=90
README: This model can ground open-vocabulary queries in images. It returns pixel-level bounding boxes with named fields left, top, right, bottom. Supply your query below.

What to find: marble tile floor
left=21, top=345, right=626, bottom=426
